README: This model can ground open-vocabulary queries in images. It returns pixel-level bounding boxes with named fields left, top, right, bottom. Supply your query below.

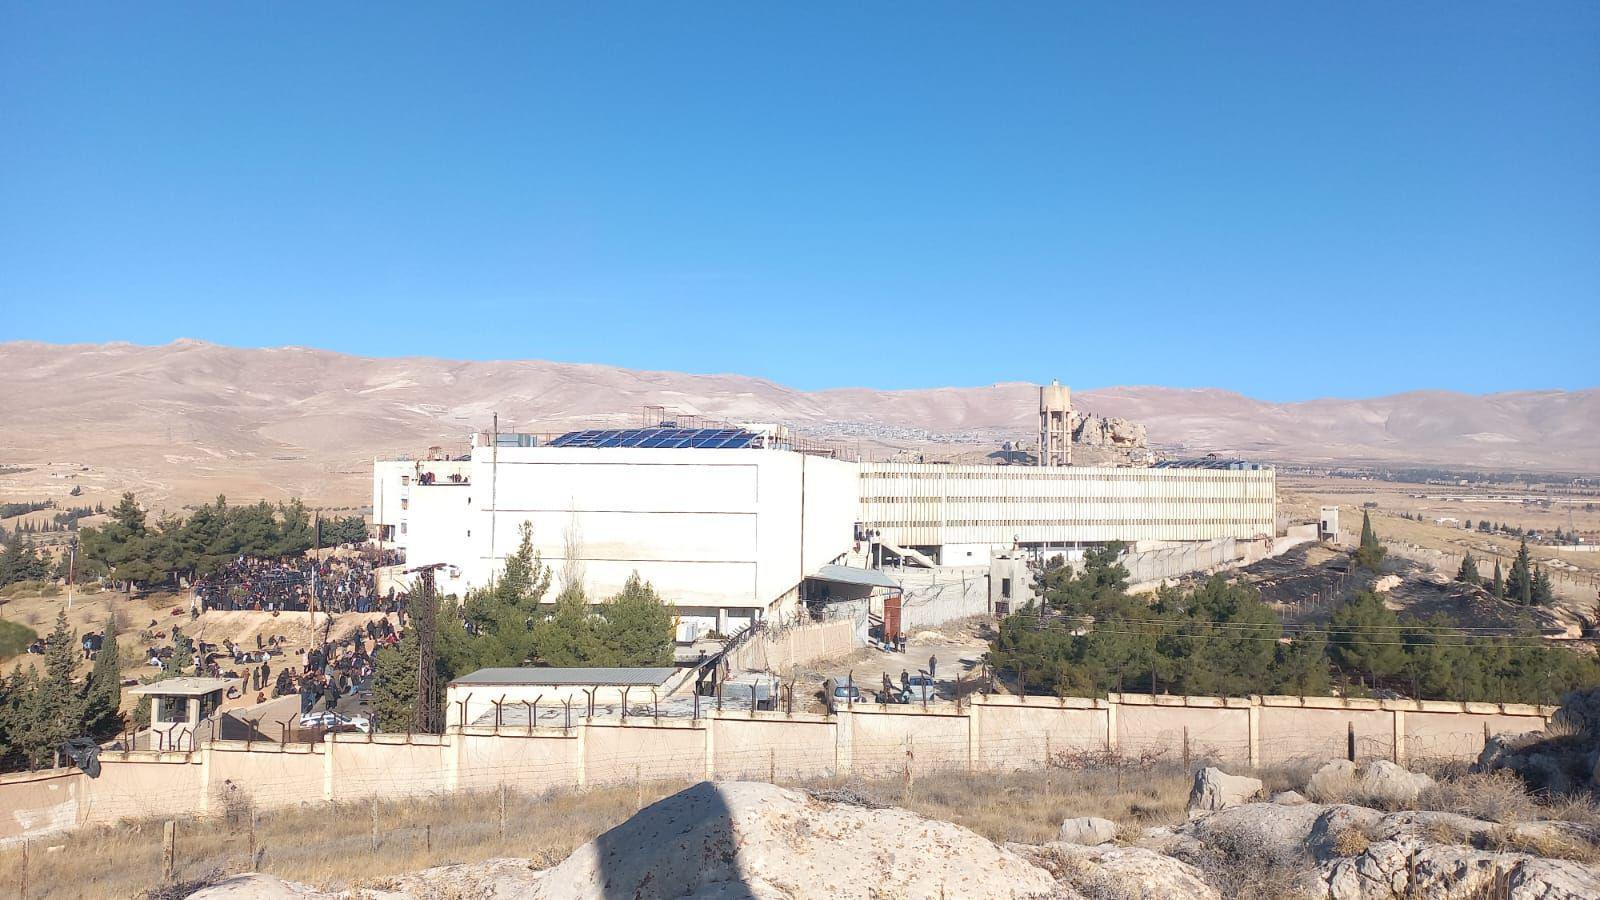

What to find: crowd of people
left=194, top=553, right=400, bottom=614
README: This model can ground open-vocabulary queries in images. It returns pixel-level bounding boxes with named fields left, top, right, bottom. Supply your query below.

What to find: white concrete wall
left=383, top=446, right=859, bottom=614
left=860, top=463, right=1276, bottom=547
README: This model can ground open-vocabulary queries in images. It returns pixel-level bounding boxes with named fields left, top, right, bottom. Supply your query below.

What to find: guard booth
left=128, top=677, right=234, bottom=751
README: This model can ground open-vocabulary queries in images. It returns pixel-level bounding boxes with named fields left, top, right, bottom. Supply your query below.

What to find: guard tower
left=1038, top=380, right=1072, bottom=467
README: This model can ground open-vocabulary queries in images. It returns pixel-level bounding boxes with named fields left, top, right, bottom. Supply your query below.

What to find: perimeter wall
left=0, top=692, right=1552, bottom=845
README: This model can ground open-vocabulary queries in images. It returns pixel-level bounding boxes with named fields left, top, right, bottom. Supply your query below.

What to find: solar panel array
left=547, top=426, right=760, bottom=449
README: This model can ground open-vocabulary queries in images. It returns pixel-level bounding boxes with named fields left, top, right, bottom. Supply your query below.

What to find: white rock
left=528, top=781, right=1057, bottom=899
left=1359, top=760, right=1436, bottom=808
left=1306, top=758, right=1359, bottom=802
left=1271, top=790, right=1309, bottom=805
left=1186, top=766, right=1264, bottom=817
left=1059, top=816, right=1120, bottom=845
left=1029, top=842, right=1221, bottom=900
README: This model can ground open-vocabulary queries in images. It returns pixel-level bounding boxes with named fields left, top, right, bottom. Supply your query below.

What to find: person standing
left=928, top=655, right=938, bottom=680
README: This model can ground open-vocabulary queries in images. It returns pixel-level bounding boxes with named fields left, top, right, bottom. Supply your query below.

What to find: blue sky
left=2, top=3, right=1596, bottom=400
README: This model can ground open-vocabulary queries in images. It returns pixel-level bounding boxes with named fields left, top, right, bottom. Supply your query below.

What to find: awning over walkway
left=807, top=564, right=900, bottom=590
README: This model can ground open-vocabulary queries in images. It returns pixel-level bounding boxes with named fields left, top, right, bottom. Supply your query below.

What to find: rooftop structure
left=548, top=426, right=761, bottom=449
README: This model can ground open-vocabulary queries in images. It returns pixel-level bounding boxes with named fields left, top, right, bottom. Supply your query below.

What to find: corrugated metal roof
left=449, top=666, right=680, bottom=686
left=809, top=564, right=900, bottom=589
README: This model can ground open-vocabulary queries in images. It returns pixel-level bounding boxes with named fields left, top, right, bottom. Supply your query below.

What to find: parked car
left=822, top=678, right=865, bottom=712
left=298, top=711, right=371, bottom=734
left=906, top=674, right=937, bottom=703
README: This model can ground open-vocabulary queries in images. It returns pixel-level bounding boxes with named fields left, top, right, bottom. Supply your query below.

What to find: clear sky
left=2, top=3, right=1596, bottom=400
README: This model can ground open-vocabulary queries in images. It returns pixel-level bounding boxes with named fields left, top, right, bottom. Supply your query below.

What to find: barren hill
left=1, top=340, right=1594, bottom=509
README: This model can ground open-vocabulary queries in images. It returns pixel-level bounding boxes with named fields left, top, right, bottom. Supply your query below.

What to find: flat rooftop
left=126, top=677, right=236, bottom=697
left=450, top=666, right=680, bottom=687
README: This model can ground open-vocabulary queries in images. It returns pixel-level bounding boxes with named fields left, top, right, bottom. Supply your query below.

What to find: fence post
left=1347, top=722, right=1356, bottom=762
left=370, top=797, right=379, bottom=851
left=19, top=839, right=27, bottom=900
left=1182, top=726, right=1191, bottom=775
left=499, top=782, right=508, bottom=842
left=247, top=807, right=257, bottom=872
left=162, top=820, right=177, bottom=883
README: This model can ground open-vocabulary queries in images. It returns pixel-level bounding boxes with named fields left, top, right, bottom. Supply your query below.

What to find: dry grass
left=0, top=766, right=1207, bottom=899
left=1420, top=770, right=1544, bottom=824
left=1329, top=824, right=1372, bottom=857
left=0, top=781, right=682, bottom=900
left=1482, top=825, right=1600, bottom=864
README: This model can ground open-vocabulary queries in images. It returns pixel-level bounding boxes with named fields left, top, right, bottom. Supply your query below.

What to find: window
left=400, top=499, right=409, bottom=510
left=1001, top=578, right=1012, bottom=599
left=401, top=475, right=411, bottom=486
left=400, top=523, right=407, bottom=535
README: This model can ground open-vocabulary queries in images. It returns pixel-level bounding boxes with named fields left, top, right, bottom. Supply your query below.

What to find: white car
left=298, top=711, right=371, bottom=734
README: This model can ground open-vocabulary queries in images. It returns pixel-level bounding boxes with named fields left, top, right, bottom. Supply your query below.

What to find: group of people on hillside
left=194, top=553, right=397, bottom=614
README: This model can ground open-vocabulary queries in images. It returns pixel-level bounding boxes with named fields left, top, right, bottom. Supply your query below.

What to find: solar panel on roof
left=547, top=426, right=761, bottom=449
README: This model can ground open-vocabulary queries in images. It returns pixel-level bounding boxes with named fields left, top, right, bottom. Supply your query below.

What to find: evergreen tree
left=1354, top=511, right=1387, bottom=572
left=1507, top=538, right=1535, bottom=606
left=16, top=612, right=85, bottom=767
left=531, top=585, right=603, bottom=666
left=84, top=614, right=123, bottom=736
left=1490, top=560, right=1505, bottom=599
left=1455, top=552, right=1480, bottom=587
left=0, top=665, right=37, bottom=770
left=169, top=629, right=195, bottom=676
left=1531, top=566, right=1555, bottom=607
left=598, top=573, right=676, bottom=667
left=1328, top=590, right=1406, bottom=683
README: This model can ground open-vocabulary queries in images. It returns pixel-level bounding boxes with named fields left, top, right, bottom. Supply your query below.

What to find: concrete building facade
left=373, top=428, right=1276, bottom=634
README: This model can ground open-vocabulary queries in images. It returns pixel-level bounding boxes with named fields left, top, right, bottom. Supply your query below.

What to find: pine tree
left=1455, top=552, right=1481, bottom=587
left=84, top=614, right=123, bottom=736
left=1507, top=538, right=1535, bottom=606
left=1328, top=590, right=1407, bottom=683
left=1354, top=511, right=1387, bottom=572
left=1491, top=560, right=1505, bottom=599
left=169, top=629, right=195, bottom=676
left=17, top=611, right=85, bottom=767
left=1531, top=566, right=1555, bottom=607
left=598, top=573, right=676, bottom=667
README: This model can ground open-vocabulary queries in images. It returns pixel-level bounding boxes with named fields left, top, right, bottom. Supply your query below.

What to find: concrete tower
left=1038, top=380, right=1072, bottom=467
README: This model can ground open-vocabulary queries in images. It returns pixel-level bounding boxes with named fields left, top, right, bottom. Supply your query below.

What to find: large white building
left=373, top=425, right=1276, bottom=637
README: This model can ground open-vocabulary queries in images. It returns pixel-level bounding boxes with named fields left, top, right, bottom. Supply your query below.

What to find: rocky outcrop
left=185, top=777, right=1600, bottom=900
left=1186, top=766, right=1264, bottom=816
left=1478, top=688, right=1600, bottom=796
left=1073, top=412, right=1148, bottom=449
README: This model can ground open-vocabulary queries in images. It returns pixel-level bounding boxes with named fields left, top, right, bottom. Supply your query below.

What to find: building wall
left=860, top=463, right=1277, bottom=547
left=465, top=447, right=859, bottom=615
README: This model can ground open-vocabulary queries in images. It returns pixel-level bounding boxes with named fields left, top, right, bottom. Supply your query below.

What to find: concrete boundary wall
left=722, top=618, right=860, bottom=673
left=0, top=693, right=1553, bottom=845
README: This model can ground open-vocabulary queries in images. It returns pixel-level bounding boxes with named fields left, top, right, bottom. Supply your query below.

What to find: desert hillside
left=1, top=340, right=1595, bottom=509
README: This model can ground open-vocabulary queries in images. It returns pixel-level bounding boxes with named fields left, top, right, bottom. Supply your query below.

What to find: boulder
left=1059, top=816, right=1120, bottom=845
left=188, top=875, right=340, bottom=899
left=1306, top=759, right=1359, bottom=802
left=528, top=781, right=1057, bottom=899
left=1187, top=766, right=1263, bottom=816
left=1025, top=842, right=1221, bottom=900
left=1177, top=801, right=1326, bottom=866
left=1271, top=790, right=1309, bottom=805
left=1359, top=760, right=1436, bottom=808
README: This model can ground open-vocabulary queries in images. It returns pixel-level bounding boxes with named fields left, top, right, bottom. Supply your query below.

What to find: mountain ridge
left=2, top=340, right=1595, bottom=507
